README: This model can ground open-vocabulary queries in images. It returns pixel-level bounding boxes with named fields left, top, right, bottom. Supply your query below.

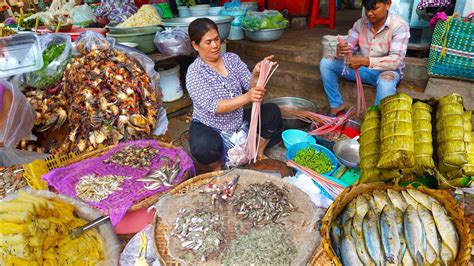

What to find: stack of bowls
left=189, top=4, right=210, bottom=16
left=177, top=6, right=191, bottom=17
left=281, top=129, right=316, bottom=149
left=209, top=6, right=223, bottom=16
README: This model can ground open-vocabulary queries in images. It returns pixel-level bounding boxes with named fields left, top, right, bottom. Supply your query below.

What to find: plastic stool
left=309, top=0, right=336, bottom=29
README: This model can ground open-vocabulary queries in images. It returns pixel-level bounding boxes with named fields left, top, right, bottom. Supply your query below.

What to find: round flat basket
left=320, top=183, right=472, bottom=265
left=50, top=140, right=190, bottom=212
left=152, top=169, right=321, bottom=265
left=152, top=171, right=225, bottom=265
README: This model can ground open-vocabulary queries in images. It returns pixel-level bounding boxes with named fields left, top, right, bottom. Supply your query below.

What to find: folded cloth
left=430, top=11, right=448, bottom=28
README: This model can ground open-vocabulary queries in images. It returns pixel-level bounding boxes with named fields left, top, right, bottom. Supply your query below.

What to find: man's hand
left=336, top=42, right=351, bottom=58
left=348, top=56, right=370, bottom=69
left=247, top=86, right=266, bottom=103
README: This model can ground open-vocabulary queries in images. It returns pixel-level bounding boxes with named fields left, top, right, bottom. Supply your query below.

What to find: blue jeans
left=319, top=58, right=401, bottom=109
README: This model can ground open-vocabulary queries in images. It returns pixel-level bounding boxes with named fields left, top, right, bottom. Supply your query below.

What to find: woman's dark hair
left=362, top=0, right=388, bottom=10
left=188, top=18, right=219, bottom=44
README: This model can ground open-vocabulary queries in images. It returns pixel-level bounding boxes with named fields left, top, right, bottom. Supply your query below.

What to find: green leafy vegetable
left=28, top=43, right=67, bottom=89
left=293, top=146, right=334, bottom=174
left=242, top=11, right=288, bottom=31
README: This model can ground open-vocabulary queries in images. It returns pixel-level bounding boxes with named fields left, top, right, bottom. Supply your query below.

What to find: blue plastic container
left=282, top=129, right=316, bottom=149
left=286, top=142, right=339, bottom=176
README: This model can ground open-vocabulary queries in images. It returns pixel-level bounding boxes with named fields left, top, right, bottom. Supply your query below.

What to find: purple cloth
left=186, top=52, right=252, bottom=134
left=418, top=0, right=452, bottom=9
left=43, top=140, right=195, bottom=225
left=93, top=0, right=138, bottom=25
left=0, top=83, right=5, bottom=114
left=430, top=12, right=449, bottom=28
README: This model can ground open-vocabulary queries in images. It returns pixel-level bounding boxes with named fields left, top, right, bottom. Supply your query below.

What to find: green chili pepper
left=293, top=146, right=334, bottom=174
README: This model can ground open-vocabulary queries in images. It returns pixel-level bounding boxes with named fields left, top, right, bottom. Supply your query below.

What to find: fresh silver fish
left=407, top=189, right=439, bottom=211
left=363, top=210, right=384, bottom=266
left=417, top=204, right=441, bottom=264
left=330, top=223, right=342, bottom=258
left=137, top=177, right=163, bottom=183
left=432, top=202, right=459, bottom=260
left=401, top=190, right=419, bottom=207
left=395, top=209, right=410, bottom=265
left=341, top=234, right=364, bottom=266
left=341, top=200, right=357, bottom=228
left=380, top=204, right=401, bottom=264
left=387, top=189, right=408, bottom=212
left=404, top=205, right=425, bottom=265
left=440, top=242, right=455, bottom=266
left=352, top=212, right=375, bottom=265
left=355, top=194, right=371, bottom=217
left=372, top=190, right=391, bottom=214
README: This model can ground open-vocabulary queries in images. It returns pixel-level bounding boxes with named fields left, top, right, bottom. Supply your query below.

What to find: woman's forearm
left=216, top=93, right=250, bottom=114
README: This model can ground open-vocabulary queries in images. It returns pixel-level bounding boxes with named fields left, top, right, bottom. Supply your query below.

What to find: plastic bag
left=75, top=30, right=111, bottom=54
left=25, top=34, right=72, bottom=89
left=0, top=80, right=48, bottom=167
left=71, top=4, right=95, bottom=26
left=154, top=29, right=193, bottom=56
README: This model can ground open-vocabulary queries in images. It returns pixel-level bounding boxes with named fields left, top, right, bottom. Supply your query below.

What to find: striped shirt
left=347, top=12, right=410, bottom=74
left=186, top=52, right=252, bottom=133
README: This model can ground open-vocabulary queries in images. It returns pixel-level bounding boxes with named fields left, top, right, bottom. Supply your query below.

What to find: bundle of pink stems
left=247, top=59, right=279, bottom=163
left=287, top=160, right=344, bottom=199
left=338, top=35, right=366, bottom=117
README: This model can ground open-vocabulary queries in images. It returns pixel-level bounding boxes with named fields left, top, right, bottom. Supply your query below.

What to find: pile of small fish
left=104, top=145, right=159, bottom=169
left=171, top=209, right=224, bottom=262
left=231, top=182, right=296, bottom=227
left=331, top=189, right=459, bottom=266
left=0, top=167, right=27, bottom=199
left=137, top=156, right=181, bottom=190
left=60, top=48, right=160, bottom=153
left=75, top=174, right=130, bottom=202
left=199, top=176, right=240, bottom=205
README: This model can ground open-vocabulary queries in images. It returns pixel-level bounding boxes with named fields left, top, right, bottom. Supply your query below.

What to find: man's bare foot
left=257, top=154, right=269, bottom=161
left=330, top=105, right=346, bottom=116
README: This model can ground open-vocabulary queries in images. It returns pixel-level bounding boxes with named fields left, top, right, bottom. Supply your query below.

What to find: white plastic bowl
left=190, top=5, right=210, bottom=16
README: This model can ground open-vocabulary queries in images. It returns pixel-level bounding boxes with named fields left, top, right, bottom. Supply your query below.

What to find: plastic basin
left=286, top=142, right=339, bottom=176
left=282, top=129, right=316, bottom=149
left=162, top=16, right=233, bottom=40
left=106, top=28, right=163, bottom=54
left=243, top=27, right=285, bottom=42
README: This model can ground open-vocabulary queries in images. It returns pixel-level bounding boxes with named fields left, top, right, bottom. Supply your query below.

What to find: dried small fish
left=231, top=182, right=296, bottom=227
left=0, top=167, right=27, bottom=199
left=171, top=209, right=224, bottom=262
left=104, top=145, right=159, bottom=168
left=138, top=156, right=182, bottom=190
left=75, top=174, right=129, bottom=202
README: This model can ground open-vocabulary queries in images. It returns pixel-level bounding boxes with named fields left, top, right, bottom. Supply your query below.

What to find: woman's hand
left=247, top=86, right=266, bottom=103
left=252, top=55, right=275, bottom=76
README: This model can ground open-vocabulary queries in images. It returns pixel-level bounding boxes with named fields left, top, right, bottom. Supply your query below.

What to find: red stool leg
left=329, top=0, right=336, bottom=29
left=309, top=0, right=321, bottom=29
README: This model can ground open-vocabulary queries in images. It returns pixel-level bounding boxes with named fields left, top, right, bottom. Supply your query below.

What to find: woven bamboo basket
left=23, top=141, right=191, bottom=212
left=319, top=183, right=472, bottom=266
left=151, top=170, right=231, bottom=265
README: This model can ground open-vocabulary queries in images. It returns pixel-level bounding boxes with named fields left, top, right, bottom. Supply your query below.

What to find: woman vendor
left=186, top=18, right=283, bottom=171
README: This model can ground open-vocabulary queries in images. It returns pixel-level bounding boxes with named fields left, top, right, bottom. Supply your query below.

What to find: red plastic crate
left=268, top=0, right=313, bottom=16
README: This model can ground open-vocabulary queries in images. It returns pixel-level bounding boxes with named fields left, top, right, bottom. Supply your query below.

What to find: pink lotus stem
left=247, top=59, right=279, bottom=163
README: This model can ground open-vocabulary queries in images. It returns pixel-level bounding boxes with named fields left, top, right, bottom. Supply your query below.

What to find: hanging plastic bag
left=153, top=28, right=193, bottom=56
left=71, top=4, right=95, bottom=27
left=25, top=34, right=72, bottom=89
left=0, top=80, right=49, bottom=167
left=75, top=30, right=112, bottom=54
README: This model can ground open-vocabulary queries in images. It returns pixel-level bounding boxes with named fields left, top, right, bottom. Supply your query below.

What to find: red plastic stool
left=309, top=0, right=336, bottom=29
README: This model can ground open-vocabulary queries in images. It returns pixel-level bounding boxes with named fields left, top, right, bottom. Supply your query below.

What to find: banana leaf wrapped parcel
left=436, top=93, right=467, bottom=173
left=359, top=109, right=399, bottom=183
left=404, top=101, right=435, bottom=176
left=462, top=111, right=474, bottom=176
left=377, top=93, right=415, bottom=169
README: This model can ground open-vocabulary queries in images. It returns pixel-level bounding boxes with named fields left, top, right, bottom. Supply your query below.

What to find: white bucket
left=158, top=64, right=183, bottom=102
left=178, top=6, right=191, bottom=17
left=190, top=5, right=210, bottom=16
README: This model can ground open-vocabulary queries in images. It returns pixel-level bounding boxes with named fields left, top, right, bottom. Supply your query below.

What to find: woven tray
left=24, top=141, right=190, bottom=212
left=151, top=170, right=324, bottom=265
left=320, top=183, right=472, bottom=266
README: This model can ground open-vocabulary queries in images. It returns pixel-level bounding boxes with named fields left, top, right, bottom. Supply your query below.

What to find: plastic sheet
left=153, top=29, right=193, bottom=56
left=0, top=79, right=48, bottom=167
left=119, top=225, right=161, bottom=266
left=25, top=34, right=72, bottom=89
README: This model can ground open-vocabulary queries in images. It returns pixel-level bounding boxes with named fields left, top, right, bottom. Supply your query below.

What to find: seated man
left=320, top=0, right=410, bottom=116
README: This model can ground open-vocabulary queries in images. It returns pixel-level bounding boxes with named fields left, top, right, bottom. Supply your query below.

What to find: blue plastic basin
left=282, top=129, right=316, bottom=149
